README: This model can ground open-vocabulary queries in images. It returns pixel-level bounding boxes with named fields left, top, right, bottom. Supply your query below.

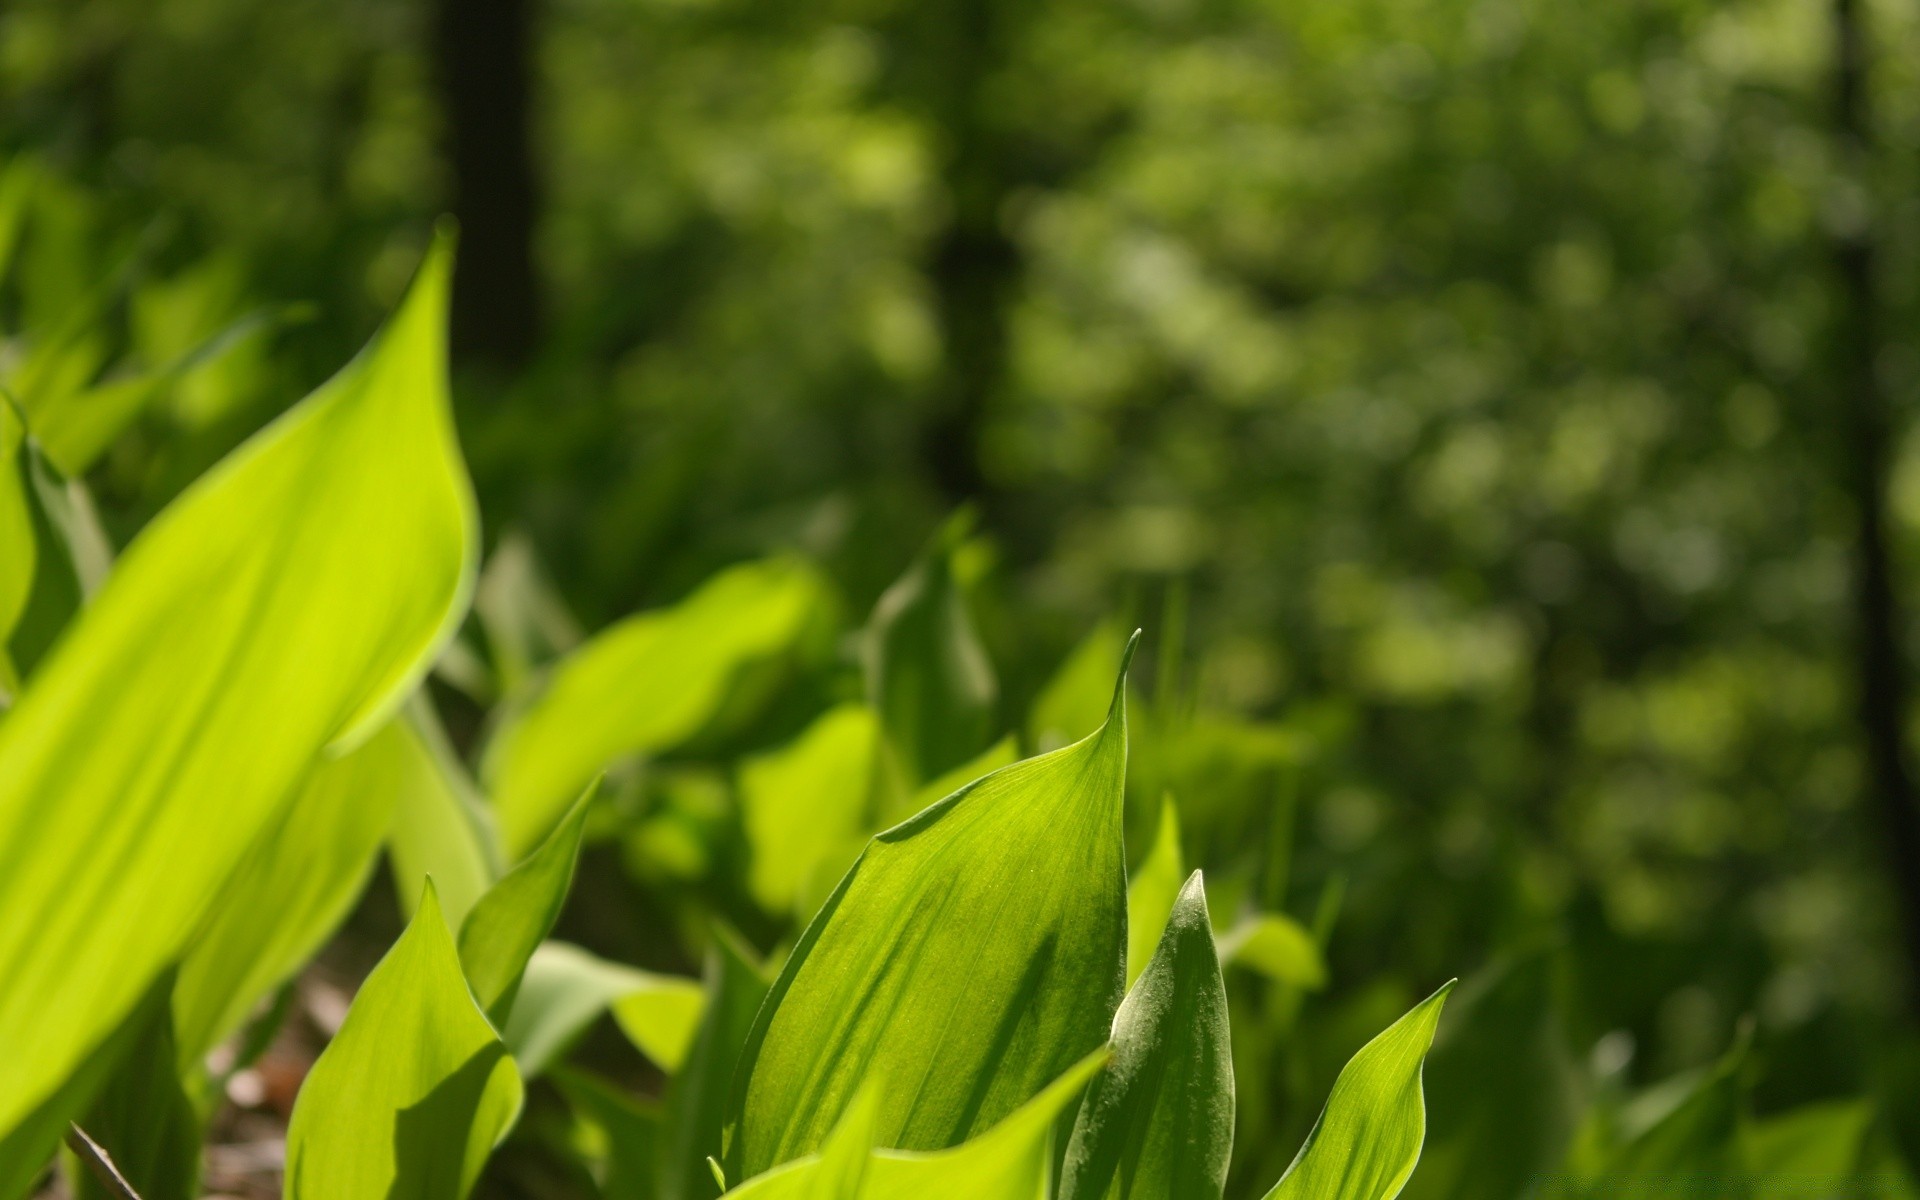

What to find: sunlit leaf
left=172, top=719, right=413, bottom=1067
left=460, top=785, right=594, bottom=1021
left=1262, top=981, right=1455, bottom=1200
left=502, top=941, right=704, bottom=1079
left=863, top=514, right=998, bottom=786
left=284, top=882, right=524, bottom=1200
left=1220, top=913, right=1327, bottom=991
left=1126, top=795, right=1185, bottom=989
left=0, top=235, right=474, bottom=1144
left=740, top=703, right=881, bottom=916
left=860, top=1050, right=1109, bottom=1200
left=1062, top=871, right=1233, bottom=1200
left=486, top=556, right=830, bottom=856
left=389, top=698, right=501, bottom=928
left=725, top=633, right=1138, bottom=1179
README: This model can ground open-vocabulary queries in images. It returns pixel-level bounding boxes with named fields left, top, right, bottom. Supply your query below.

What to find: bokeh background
left=9, top=0, right=1920, bottom=1192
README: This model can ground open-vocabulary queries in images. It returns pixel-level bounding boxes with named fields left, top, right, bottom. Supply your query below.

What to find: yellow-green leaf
left=459, top=785, right=594, bottom=1022
left=500, top=940, right=704, bottom=1079
left=1220, top=912, right=1328, bottom=991
left=0, top=235, right=474, bottom=1143
left=284, top=883, right=524, bottom=1200
left=725, top=634, right=1138, bottom=1179
left=388, top=699, right=501, bottom=928
left=1263, top=982, right=1455, bottom=1200
left=740, top=704, right=881, bottom=916
left=172, top=719, right=414, bottom=1068
left=486, top=556, right=830, bottom=856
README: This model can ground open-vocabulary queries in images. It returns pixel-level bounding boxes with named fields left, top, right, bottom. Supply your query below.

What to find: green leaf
left=666, top=930, right=775, bottom=1200
left=1126, top=795, right=1185, bottom=989
left=1220, top=913, right=1328, bottom=991
left=389, top=698, right=502, bottom=928
left=0, top=234, right=475, bottom=1144
left=1061, top=871, right=1233, bottom=1200
left=7, top=432, right=114, bottom=682
left=1262, top=981, right=1455, bottom=1200
left=1399, top=948, right=1583, bottom=1200
left=459, top=784, right=594, bottom=1022
left=171, top=718, right=411, bottom=1068
left=500, top=941, right=704, bottom=1079
left=284, top=882, right=525, bottom=1200
left=860, top=1050, right=1109, bottom=1200
left=486, top=556, right=830, bottom=856
left=725, top=633, right=1138, bottom=1180
left=724, top=1052, right=1108, bottom=1200
left=863, top=514, right=999, bottom=786
left=74, top=970, right=200, bottom=1200
left=1030, top=618, right=1130, bottom=753
left=740, top=703, right=882, bottom=916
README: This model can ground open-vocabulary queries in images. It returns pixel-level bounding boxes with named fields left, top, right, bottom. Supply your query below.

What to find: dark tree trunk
left=432, top=0, right=543, bottom=370
left=1830, top=0, right=1920, bottom=1014
left=907, top=0, right=1019, bottom=510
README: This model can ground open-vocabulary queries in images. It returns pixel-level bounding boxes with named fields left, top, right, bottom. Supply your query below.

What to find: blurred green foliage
left=7, top=0, right=1920, bottom=1193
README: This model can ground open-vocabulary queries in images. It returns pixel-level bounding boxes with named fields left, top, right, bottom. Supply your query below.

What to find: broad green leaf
left=724, top=1052, right=1107, bottom=1200
left=389, top=696, right=502, bottom=928
left=1400, top=949, right=1583, bottom=1200
left=1031, top=618, right=1130, bottom=753
left=172, top=719, right=412, bottom=1067
left=666, top=931, right=775, bottom=1200
left=740, top=703, right=881, bottom=915
left=1126, top=795, right=1185, bottom=988
left=861, top=1050, right=1110, bottom=1200
left=863, top=514, right=998, bottom=786
left=1062, top=871, right=1233, bottom=1200
left=0, top=235, right=474, bottom=1143
left=487, top=556, right=830, bottom=856
left=501, top=941, right=704, bottom=1078
left=726, top=634, right=1138, bottom=1179
left=553, top=1067, right=663, bottom=1200
left=459, top=785, right=594, bottom=1021
left=725, top=1087, right=878, bottom=1200
left=1262, top=981, right=1455, bottom=1200
left=1220, top=913, right=1328, bottom=991
left=74, top=971, right=199, bottom=1200
left=284, top=883, right=524, bottom=1200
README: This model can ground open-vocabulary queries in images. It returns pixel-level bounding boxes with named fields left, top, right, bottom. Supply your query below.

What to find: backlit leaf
left=1262, top=981, right=1455, bottom=1200
left=740, top=703, right=881, bottom=916
left=0, top=235, right=474, bottom=1143
left=1062, top=871, right=1233, bottom=1200
left=1220, top=913, right=1328, bottom=991
left=284, top=882, right=524, bottom=1200
left=725, top=632, right=1138, bottom=1179
left=501, top=941, right=704, bottom=1079
left=389, top=698, right=501, bottom=928
left=172, top=719, right=412, bottom=1067
left=486, top=556, right=830, bottom=856
left=459, top=785, right=594, bottom=1021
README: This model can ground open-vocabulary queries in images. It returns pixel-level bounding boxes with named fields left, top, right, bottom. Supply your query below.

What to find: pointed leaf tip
left=1105, top=629, right=1143, bottom=725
